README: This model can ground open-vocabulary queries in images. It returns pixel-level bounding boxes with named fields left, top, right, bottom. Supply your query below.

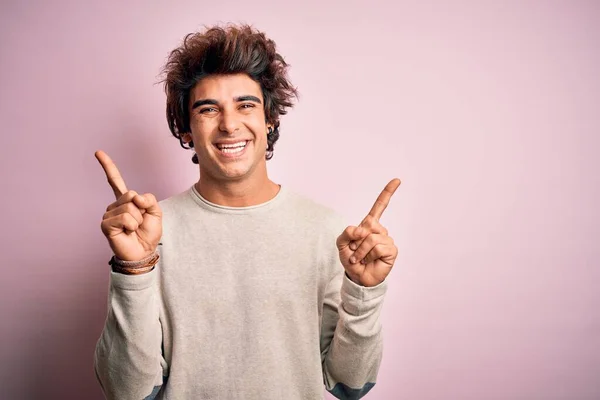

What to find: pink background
left=1, top=1, right=599, bottom=399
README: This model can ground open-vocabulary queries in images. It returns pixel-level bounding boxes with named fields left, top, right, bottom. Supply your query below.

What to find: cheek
left=250, top=120, right=268, bottom=139
left=191, top=121, right=215, bottom=142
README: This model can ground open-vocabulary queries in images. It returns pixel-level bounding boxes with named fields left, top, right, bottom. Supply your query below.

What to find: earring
left=268, top=127, right=273, bottom=134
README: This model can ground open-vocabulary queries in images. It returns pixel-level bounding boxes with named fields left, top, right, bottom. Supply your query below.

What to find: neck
left=195, top=164, right=280, bottom=207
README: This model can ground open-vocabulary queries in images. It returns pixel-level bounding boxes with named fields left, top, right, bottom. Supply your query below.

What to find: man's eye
left=240, top=103, right=255, bottom=109
left=199, top=107, right=217, bottom=114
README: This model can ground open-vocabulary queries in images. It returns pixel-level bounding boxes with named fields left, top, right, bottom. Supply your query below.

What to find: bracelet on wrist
left=108, top=251, right=160, bottom=275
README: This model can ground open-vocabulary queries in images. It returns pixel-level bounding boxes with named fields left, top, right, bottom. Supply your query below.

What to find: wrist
left=345, top=271, right=363, bottom=286
left=109, top=251, right=160, bottom=275
left=113, top=251, right=158, bottom=265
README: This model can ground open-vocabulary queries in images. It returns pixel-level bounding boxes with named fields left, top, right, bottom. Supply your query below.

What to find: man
left=94, top=24, right=400, bottom=400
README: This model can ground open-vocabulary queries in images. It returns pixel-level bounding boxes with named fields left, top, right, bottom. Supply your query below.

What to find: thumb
left=336, top=226, right=369, bottom=250
left=132, top=193, right=162, bottom=217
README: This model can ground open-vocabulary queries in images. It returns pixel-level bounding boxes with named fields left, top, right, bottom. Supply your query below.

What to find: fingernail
left=360, top=259, right=366, bottom=264
left=350, top=256, right=357, bottom=264
left=349, top=242, right=357, bottom=251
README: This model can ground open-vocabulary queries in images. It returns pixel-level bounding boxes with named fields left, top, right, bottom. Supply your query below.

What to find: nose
left=218, top=108, right=241, bottom=135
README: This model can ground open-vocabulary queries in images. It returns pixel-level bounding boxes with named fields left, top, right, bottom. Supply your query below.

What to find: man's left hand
left=336, top=178, right=401, bottom=287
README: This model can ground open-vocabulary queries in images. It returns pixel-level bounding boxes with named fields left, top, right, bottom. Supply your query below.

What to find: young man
left=94, top=25, right=400, bottom=400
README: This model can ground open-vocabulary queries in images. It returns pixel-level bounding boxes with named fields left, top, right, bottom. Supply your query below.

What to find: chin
left=213, top=162, right=255, bottom=180
left=220, top=169, right=251, bottom=180
left=201, top=148, right=264, bottom=181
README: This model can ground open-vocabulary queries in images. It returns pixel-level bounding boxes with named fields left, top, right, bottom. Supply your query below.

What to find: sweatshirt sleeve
left=320, top=264, right=388, bottom=399
left=94, top=267, right=168, bottom=400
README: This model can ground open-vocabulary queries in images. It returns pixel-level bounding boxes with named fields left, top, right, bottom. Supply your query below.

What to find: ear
left=182, top=133, right=193, bottom=144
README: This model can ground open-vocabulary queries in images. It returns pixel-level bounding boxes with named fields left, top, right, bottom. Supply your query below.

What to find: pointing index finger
left=366, top=178, right=401, bottom=221
left=95, top=150, right=128, bottom=200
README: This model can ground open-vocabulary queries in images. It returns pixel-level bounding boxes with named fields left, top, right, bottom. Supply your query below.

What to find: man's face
left=184, top=73, right=271, bottom=182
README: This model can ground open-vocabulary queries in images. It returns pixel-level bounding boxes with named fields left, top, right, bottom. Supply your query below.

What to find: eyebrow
left=191, top=95, right=262, bottom=110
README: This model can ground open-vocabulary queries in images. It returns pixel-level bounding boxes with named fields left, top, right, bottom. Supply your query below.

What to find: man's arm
left=320, top=266, right=387, bottom=400
left=93, top=151, right=167, bottom=398
left=320, top=179, right=400, bottom=399
left=94, top=268, right=167, bottom=400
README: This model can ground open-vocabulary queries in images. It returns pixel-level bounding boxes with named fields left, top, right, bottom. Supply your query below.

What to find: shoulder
left=283, top=188, right=348, bottom=235
left=158, top=188, right=195, bottom=218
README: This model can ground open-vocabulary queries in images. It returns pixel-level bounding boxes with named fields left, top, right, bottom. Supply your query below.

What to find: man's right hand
left=95, top=150, right=163, bottom=262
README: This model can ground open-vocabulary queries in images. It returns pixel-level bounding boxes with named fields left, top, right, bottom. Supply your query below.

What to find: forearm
left=94, top=269, right=165, bottom=400
left=322, top=273, right=387, bottom=400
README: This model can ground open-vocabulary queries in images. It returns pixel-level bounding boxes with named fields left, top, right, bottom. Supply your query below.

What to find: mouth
left=213, top=140, right=250, bottom=157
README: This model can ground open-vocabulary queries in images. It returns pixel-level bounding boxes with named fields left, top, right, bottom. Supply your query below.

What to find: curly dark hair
left=160, top=24, right=299, bottom=164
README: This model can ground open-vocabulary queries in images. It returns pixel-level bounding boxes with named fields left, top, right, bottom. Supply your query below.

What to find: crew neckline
left=189, top=184, right=287, bottom=214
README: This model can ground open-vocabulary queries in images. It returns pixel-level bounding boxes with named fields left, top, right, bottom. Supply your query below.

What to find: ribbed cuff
left=342, top=273, right=388, bottom=301
left=110, top=267, right=157, bottom=291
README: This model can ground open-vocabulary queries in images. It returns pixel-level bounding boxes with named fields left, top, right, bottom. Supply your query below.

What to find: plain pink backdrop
left=1, top=1, right=599, bottom=399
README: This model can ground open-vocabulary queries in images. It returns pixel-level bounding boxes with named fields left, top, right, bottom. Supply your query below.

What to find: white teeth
left=221, top=147, right=244, bottom=154
left=216, top=141, right=247, bottom=154
left=217, top=141, right=247, bottom=149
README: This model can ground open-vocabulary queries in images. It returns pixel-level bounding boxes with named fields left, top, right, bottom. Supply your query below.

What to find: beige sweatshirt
left=94, top=185, right=387, bottom=400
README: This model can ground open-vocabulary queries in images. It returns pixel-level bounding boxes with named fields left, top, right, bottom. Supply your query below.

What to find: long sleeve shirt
left=94, top=185, right=387, bottom=399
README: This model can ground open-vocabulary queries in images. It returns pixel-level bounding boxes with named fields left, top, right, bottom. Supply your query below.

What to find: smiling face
left=183, top=73, right=272, bottom=183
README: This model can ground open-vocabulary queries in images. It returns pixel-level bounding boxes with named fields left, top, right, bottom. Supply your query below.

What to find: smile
left=214, top=140, right=249, bottom=156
